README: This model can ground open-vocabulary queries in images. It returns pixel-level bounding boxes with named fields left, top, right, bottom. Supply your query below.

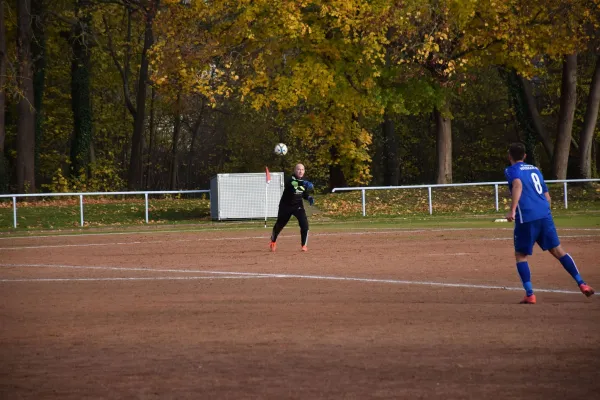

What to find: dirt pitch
left=1, top=226, right=599, bottom=399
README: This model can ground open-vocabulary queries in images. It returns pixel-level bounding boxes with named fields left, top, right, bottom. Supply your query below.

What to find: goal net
left=210, top=172, right=285, bottom=220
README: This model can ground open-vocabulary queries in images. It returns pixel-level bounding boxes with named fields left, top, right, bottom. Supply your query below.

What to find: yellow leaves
left=155, top=76, right=168, bottom=85
left=149, top=0, right=600, bottom=186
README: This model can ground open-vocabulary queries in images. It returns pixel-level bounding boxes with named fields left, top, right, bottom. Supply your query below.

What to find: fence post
left=494, top=184, right=499, bottom=211
left=145, top=193, right=149, bottom=223
left=563, top=182, right=568, bottom=209
left=361, top=189, right=366, bottom=217
left=428, top=186, right=433, bottom=215
left=12, top=196, right=17, bottom=228
left=79, top=195, right=84, bottom=227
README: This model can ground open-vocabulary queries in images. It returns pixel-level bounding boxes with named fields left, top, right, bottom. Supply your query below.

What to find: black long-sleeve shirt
left=279, top=174, right=311, bottom=208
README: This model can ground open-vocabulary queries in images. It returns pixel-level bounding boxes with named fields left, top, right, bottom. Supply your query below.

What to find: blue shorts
left=514, top=216, right=560, bottom=255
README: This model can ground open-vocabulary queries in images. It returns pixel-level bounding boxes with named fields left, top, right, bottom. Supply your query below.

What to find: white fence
left=332, top=179, right=600, bottom=217
left=0, top=190, right=210, bottom=228
left=2, top=178, right=599, bottom=228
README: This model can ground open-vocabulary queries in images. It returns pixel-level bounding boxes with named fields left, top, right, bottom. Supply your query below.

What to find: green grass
left=1, top=212, right=598, bottom=240
left=0, top=197, right=211, bottom=231
left=0, top=184, right=598, bottom=234
left=317, top=183, right=600, bottom=218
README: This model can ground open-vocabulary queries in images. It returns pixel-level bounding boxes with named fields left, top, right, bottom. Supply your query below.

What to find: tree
left=500, top=68, right=540, bottom=165
left=0, top=0, right=6, bottom=155
left=32, top=0, right=46, bottom=183
left=17, top=0, right=36, bottom=193
left=69, top=0, right=93, bottom=178
left=579, top=55, right=600, bottom=179
left=381, top=0, right=487, bottom=184
left=0, top=0, right=8, bottom=193
left=103, top=0, right=160, bottom=190
left=381, top=28, right=399, bottom=186
left=471, top=0, right=599, bottom=177
left=552, top=54, right=578, bottom=179
left=517, top=74, right=553, bottom=161
left=434, top=104, right=452, bottom=183
left=169, top=92, right=181, bottom=190
left=152, top=0, right=379, bottom=186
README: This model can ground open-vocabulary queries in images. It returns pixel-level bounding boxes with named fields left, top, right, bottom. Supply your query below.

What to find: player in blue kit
left=505, top=143, right=594, bottom=304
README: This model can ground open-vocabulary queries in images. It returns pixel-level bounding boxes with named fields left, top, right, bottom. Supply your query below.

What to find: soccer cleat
left=519, top=294, right=536, bottom=304
left=301, top=245, right=308, bottom=252
left=269, top=241, right=277, bottom=252
left=579, top=283, right=595, bottom=297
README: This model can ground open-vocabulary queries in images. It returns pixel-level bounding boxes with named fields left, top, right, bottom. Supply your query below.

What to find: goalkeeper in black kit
left=269, top=163, right=315, bottom=252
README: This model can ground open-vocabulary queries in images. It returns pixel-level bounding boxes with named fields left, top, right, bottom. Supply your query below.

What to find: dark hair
left=508, top=143, right=526, bottom=161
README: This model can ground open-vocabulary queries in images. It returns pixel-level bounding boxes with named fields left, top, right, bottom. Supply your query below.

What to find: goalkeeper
left=269, top=163, right=315, bottom=252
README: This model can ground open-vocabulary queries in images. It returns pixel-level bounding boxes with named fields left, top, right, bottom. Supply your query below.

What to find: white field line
left=2, top=226, right=599, bottom=241
left=0, top=226, right=262, bottom=240
left=0, top=239, right=194, bottom=250
left=0, top=263, right=257, bottom=275
left=0, top=227, right=508, bottom=240
left=483, top=235, right=600, bottom=241
left=0, top=231, right=444, bottom=250
left=1, top=229, right=599, bottom=251
left=0, top=276, right=269, bottom=283
left=0, top=263, right=584, bottom=295
left=425, top=252, right=475, bottom=256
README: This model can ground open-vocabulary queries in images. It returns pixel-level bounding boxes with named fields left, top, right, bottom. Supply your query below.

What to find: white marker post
left=265, top=167, right=271, bottom=228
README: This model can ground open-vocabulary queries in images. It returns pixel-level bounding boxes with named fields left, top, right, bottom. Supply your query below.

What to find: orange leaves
left=461, top=0, right=598, bottom=77
left=149, top=0, right=598, bottom=187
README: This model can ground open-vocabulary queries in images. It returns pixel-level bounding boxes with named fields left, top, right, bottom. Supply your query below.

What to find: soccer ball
left=274, top=143, right=288, bottom=156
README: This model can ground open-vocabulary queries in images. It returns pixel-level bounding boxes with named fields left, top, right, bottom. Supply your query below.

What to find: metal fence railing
left=0, top=190, right=210, bottom=228
left=332, top=179, right=600, bottom=217
left=2, top=178, right=599, bottom=227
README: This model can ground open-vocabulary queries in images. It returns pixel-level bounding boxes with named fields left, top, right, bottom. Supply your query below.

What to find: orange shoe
left=579, top=283, right=595, bottom=297
left=269, top=241, right=277, bottom=252
left=519, top=294, right=536, bottom=304
left=301, top=245, right=308, bottom=252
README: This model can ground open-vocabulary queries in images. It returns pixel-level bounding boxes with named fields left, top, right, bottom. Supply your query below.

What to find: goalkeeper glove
left=302, top=181, right=314, bottom=191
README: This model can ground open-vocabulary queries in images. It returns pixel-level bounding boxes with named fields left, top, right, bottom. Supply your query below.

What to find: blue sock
left=559, top=254, right=584, bottom=285
left=517, top=262, right=534, bottom=296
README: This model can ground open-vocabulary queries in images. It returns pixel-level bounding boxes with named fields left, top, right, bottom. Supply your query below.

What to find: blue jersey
left=504, top=162, right=551, bottom=223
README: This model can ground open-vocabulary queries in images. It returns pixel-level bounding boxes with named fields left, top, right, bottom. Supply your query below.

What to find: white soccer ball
left=274, top=143, right=288, bottom=156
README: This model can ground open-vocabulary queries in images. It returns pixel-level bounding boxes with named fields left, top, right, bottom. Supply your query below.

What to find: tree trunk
left=434, top=105, right=452, bottom=184
left=145, top=86, right=155, bottom=189
left=381, top=27, right=399, bottom=186
left=0, top=0, right=7, bottom=193
left=0, top=0, right=7, bottom=154
left=89, top=139, right=96, bottom=165
left=328, top=146, right=347, bottom=190
left=501, top=67, right=551, bottom=165
left=128, top=1, right=157, bottom=190
left=382, top=109, right=399, bottom=186
left=187, top=101, right=204, bottom=187
left=594, top=138, right=599, bottom=177
left=519, top=76, right=553, bottom=160
left=69, top=1, right=92, bottom=178
left=31, top=0, right=45, bottom=183
left=170, top=96, right=181, bottom=191
left=552, top=54, right=577, bottom=180
left=16, top=0, right=36, bottom=193
left=579, top=55, right=600, bottom=179
left=370, top=126, right=384, bottom=185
